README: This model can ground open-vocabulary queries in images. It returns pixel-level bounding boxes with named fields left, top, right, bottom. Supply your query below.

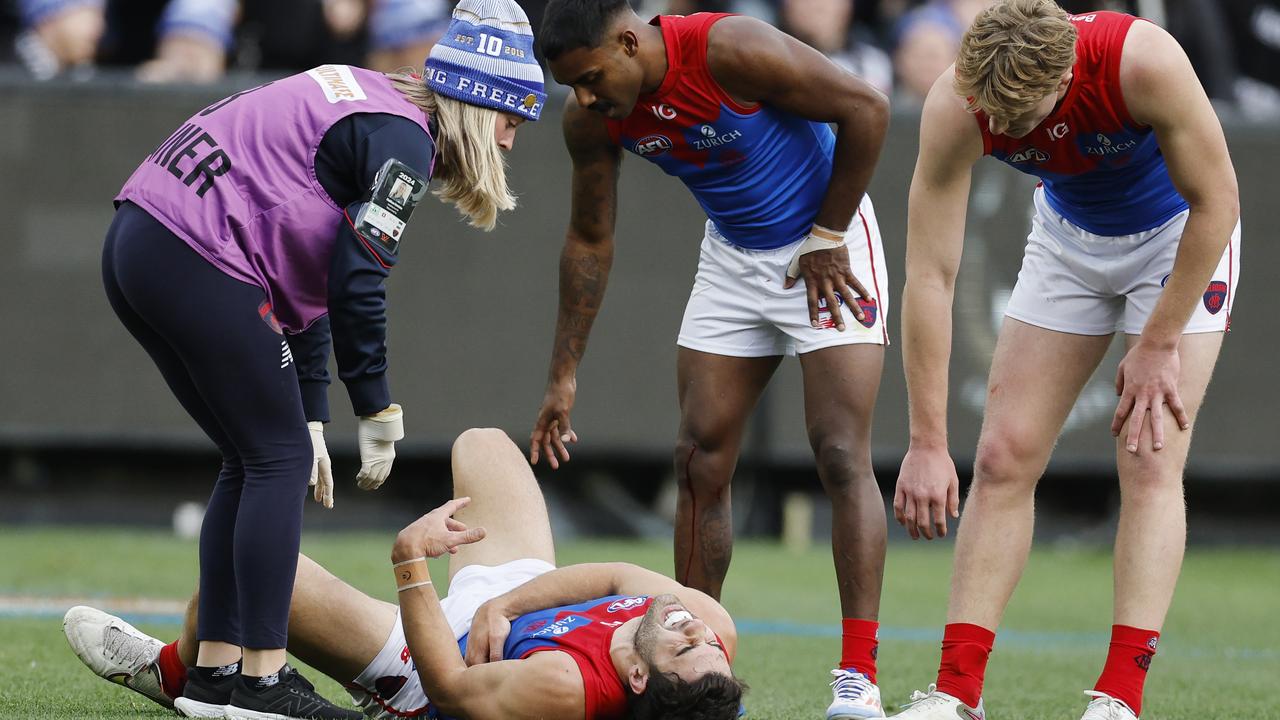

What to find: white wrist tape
left=361, top=403, right=404, bottom=442
left=786, top=225, right=846, bottom=279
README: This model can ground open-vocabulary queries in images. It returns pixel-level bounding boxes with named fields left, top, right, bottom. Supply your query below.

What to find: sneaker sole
left=225, top=707, right=342, bottom=720
left=827, top=709, right=886, bottom=719
left=175, top=696, right=229, bottom=718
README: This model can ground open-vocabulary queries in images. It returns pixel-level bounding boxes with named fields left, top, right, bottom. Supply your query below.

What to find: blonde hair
left=389, top=71, right=517, bottom=231
left=954, top=0, right=1077, bottom=119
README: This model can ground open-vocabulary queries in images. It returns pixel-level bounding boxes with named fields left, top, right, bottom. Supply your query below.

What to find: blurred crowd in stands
left=1, top=0, right=1276, bottom=119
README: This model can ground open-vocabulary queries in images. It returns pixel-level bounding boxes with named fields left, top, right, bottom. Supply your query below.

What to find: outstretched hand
left=530, top=379, right=578, bottom=469
left=393, top=497, right=487, bottom=561
left=893, top=445, right=960, bottom=540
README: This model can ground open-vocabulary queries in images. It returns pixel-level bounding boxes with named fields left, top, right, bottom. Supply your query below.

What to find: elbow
left=565, top=229, right=614, bottom=256
left=1186, top=186, right=1240, bottom=227
left=421, top=674, right=468, bottom=716
left=851, top=82, right=890, bottom=134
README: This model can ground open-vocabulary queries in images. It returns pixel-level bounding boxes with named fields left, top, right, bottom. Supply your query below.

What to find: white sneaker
left=888, top=684, right=985, bottom=720
left=63, top=605, right=174, bottom=710
left=1080, top=690, right=1138, bottom=720
left=827, top=669, right=885, bottom=718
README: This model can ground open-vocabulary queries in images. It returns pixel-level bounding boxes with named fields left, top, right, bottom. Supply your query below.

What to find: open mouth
left=662, top=605, right=694, bottom=629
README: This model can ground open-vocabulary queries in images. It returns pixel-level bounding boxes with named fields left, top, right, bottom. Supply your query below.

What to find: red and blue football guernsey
left=976, top=11, right=1188, bottom=236
left=605, top=13, right=836, bottom=251
left=458, top=595, right=652, bottom=720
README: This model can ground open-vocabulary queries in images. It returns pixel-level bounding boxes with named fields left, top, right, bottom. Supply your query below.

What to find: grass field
left=1, top=527, right=1277, bottom=719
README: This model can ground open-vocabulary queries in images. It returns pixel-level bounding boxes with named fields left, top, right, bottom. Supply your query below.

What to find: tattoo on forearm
left=553, top=247, right=611, bottom=365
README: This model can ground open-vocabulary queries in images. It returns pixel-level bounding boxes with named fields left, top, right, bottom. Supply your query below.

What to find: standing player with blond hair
left=890, top=1, right=1240, bottom=719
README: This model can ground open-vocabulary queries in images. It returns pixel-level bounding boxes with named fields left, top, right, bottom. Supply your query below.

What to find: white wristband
left=786, top=225, right=846, bottom=279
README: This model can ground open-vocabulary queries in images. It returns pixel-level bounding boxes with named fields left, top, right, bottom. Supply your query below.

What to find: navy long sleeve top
left=288, top=112, right=436, bottom=421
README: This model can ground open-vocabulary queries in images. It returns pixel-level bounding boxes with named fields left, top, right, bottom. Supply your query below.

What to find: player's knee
left=809, top=434, right=873, bottom=494
left=673, top=437, right=731, bottom=495
left=973, top=432, right=1041, bottom=491
left=452, top=427, right=512, bottom=462
left=1119, top=455, right=1185, bottom=497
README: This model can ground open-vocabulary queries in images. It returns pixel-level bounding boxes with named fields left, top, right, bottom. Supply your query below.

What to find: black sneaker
left=225, top=665, right=362, bottom=720
left=173, top=666, right=237, bottom=718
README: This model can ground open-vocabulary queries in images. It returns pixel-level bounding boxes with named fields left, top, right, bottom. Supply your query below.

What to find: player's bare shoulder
left=1117, top=19, right=1192, bottom=127
left=703, top=15, right=791, bottom=99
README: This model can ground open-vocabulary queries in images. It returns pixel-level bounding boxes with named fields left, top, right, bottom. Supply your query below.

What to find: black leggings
left=103, top=202, right=308, bottom=650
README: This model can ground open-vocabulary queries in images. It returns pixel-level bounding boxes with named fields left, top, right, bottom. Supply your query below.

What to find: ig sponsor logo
left=651, top=103, right=677, bottom=120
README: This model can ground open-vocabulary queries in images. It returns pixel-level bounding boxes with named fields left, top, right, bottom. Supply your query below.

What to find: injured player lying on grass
left=64, top=428, right=745, bottom=720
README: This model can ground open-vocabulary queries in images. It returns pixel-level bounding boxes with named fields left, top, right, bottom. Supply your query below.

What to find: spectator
left=135, top=0, right=235, bottom=83
left=366, top=0, right=451, bottom=72
left=16, top=0, right=104, bottom=78
left=15, top=0, right=232, bottom=82
left=235, top=0, right=365, bottom=72
left=781, top=0, right=893, bottom=95
left=891, top=0, right=990, bottom=103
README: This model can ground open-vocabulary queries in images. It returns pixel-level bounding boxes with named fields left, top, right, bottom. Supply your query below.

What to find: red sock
left=157, top=640, right=188, bottom=700
left=839, top=618, right=879, bottom=683
left=936, top=623, right=995, bottom=708
left=1094, top=625, right=1159, bottom=716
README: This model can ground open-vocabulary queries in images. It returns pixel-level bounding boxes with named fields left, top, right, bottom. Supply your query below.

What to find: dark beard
left=633, top=593, right=681, bottom=666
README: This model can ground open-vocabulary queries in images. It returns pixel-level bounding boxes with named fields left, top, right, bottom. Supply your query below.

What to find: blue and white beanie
left=424, top=0, right=547, bottom=121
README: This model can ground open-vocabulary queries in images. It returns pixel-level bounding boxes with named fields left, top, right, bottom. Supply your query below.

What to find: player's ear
left=1058, top=71, right=1073, bottom=92
left=628, top=663, right=650, bottom=695
left=620, top=29, right=639, bottom=57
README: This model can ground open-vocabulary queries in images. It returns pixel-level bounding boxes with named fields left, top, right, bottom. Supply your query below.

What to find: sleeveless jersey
left=116, top=65, right=435, bottom=332
left=605, top=13, right=836, bottom=250
left=976, top=12, right=1188, bottom=236
left=455, top=595, right=654, bottom=720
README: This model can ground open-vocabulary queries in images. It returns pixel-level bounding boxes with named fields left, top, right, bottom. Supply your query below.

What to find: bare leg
left=177, top=555, right=397, bottom=683
left=948, top=319, right=1113, bottom=628
left=447, top=428, right=557, bottom=581
left=673, top=348, right=782, bottom=599
left=1112, top=332, right=1222, bottom=630
left=798, top=343, right=886, bottom=620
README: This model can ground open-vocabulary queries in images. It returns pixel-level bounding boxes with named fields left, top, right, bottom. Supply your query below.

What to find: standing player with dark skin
left=530, top=2, right=892, bottom=716
left=890, top=2, right=1240, bottom=719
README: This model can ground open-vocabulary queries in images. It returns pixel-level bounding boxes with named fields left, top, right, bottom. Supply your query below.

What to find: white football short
left=1005, top=187, right=1241, bottom=336
left=677, top=194, right=890, bottom=357
left=346, top=558, right=555, bottom=719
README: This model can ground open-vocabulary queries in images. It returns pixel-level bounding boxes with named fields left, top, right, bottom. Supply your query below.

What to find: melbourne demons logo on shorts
left=854, top=298, right=878, bottom=328
left=1203, top=280, right=1228, bottom=314
left=817, top=294, right=878, bottom=330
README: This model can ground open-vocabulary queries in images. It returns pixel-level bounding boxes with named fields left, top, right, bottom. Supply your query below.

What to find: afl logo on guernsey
left=1007, top=147, right=1050, bottom=164
left=635, top=134, right=673, bottom=157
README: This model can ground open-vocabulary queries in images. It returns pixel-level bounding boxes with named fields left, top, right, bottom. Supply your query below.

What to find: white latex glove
left=357, top=403, right=403, bottom=490
left=307, top=421, right=335, bottom=509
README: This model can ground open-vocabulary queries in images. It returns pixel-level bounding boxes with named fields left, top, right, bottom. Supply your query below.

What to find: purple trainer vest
left=117, top=65, right=435, bottom=332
